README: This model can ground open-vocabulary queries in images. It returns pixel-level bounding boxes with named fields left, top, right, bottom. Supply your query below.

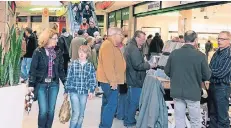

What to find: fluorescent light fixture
left=30, top=1, right=62, bottom=6
left=30, top=8, right=62, bottom=11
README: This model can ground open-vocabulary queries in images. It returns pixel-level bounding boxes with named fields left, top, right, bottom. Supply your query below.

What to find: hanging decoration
left=56, top=6, right=67, bottom=16
left=43, top=8, right=49, bottom=17
left=95, top=1, right=114, bottom=10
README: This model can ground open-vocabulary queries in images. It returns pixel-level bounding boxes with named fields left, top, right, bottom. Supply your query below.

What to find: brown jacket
left=69, top=36, right=86, bottom=60
left=97, top=37, right=126, bottom=86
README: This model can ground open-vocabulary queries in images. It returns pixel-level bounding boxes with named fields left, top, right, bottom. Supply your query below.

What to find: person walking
left=58, top=28, right=73, bottom=75
left=164, top=30, right=211, bottom=128
left=208, top=31, right=231, bottom=128
left=28, top=28, right=66, bottom=128
left=69, top=30, right=86, bottom=60
left=64, top=45, right=97, bottom=128
left=21, top=27, right=37, bottom=83
left=97, top=27, right=126, bottom=128
left=149, top=33, right=164, bottom=55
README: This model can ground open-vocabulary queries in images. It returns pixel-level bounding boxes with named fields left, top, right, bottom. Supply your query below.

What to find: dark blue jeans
left=99, top=82, right=118, bottom=128
left=116, top=93, right=127, bottom=120
left=208, top=83, right=231, bottom=128
left=37, top=82, right=59, bottom=128
left=124, top=87, right=141, bottom=127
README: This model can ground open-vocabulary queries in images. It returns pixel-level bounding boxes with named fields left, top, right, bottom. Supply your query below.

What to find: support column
left=42, top=11, right=49, bottom=30
left=128, top=6, right=135, bottom=38
left=178, top=10, right=192, bottom=35
left=27, top=16, right=32, bottom=28
left=0, top=1, right=15, bottom=47
left=103, top=13, right=108, bottom=35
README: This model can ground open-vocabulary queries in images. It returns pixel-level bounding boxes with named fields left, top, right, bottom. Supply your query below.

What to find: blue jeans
left=21, top=58, right=32, bottom=80
left=37, top=82, right=59, bottom=128
left=124, top=87, right=141, bottom=127
left=69, top=93, right=88, bottom=128
left=116, top=93, right=127, bottom=120
left=208, top=83, right=231, bottom=128
left=99, top=82, right=118, bottom=128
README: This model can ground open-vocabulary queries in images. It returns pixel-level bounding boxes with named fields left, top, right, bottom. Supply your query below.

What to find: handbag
left=59, top=98, right=71, bottom=124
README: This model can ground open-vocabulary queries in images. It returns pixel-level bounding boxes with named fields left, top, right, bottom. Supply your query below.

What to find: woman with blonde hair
left=28, top=28, right=66, bottom=128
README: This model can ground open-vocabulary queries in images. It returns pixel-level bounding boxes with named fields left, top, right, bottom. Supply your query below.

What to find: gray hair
left=220, top=31, right=231, bottom=39
left=184, top=30, right=197, bottom=43
left=134, top=30, right=146, bottom=38
left=107, top=27, right=122, bottom=36
left=93, top=31, right=100, bottom=37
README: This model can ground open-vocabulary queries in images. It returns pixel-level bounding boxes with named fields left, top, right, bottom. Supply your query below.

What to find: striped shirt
left=210, top=47, right=231, bottom=84
left=64, top=60, right=97, bottom=94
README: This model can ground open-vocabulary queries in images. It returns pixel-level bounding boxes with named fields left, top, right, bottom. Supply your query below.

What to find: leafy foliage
left=0, top=25, right=24, bottom=87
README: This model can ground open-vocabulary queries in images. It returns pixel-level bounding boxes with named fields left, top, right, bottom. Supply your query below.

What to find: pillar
left=27, top=16, right=32, bottom=28
left=42, top=13, right=49, bottom=31
left=103, top=13, right=108, bottom=35
left=0, top=1, right=15, bottom=47
left=178, top=10, right=192, bottom=35
left=128, top=6, right=135, bottom=38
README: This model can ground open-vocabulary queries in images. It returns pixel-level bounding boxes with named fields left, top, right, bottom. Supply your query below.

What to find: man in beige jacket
left=69, top=30, right=86, bottom=60
left=97, top=27, right=126, bottom=128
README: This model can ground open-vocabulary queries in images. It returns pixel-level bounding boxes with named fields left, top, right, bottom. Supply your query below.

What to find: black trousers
left=63, top=54, right=70, bottom=76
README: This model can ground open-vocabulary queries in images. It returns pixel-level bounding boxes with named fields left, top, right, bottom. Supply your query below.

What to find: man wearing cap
left=87, top=21, right=99, bottom=37
left=69, top=30, right=86, bottom=60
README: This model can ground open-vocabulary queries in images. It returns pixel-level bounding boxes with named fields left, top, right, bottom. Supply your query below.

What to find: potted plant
left=0, top=24, right=26, bottom=128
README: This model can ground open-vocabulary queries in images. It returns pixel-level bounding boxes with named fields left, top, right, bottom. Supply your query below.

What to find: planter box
left=0, top=84, right=26, bottom=128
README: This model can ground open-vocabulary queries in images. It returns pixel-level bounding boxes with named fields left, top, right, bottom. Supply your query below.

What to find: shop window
left=49, top=16, right=58, bottom=22
left=17, top=16, right=27, bottom=22
left=31, top=16, right=42, bottom=22
left=96, top=15, right=104, bottom=23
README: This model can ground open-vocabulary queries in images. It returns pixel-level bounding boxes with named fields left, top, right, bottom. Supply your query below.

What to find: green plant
left=0, top=25, right=24, bottom=87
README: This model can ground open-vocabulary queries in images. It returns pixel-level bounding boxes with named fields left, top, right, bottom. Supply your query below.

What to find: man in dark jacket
left=123, top=30, right=155, bottom=127
left=21, top=27, right=37, bottom=83
left=57, top=28, right=73, bottom=75
left=87, top=21, right=98, bottom=37
left=164, top=30, right=211, bottom=128
left=149, top=33, right=164, bottom=55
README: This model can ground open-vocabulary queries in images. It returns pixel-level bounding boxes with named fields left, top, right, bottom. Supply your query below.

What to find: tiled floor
left=22, top=84, right=126, bottom=128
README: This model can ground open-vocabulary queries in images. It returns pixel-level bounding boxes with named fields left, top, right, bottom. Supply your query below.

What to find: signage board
left=134, top=1, right=161, bottom=14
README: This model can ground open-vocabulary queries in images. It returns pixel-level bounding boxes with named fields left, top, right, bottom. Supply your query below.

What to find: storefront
left=134, top=1, right=230, bottom=52
left=108, top=7, right=130, bottom=34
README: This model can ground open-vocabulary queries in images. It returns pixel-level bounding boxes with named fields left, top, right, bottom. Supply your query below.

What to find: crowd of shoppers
left=20, top=16, right=231, bottom=128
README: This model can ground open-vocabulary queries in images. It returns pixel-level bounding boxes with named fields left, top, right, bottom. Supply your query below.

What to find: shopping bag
left=24, top=92, right=34, bottom=115
left=59, top=98, right=71, bottom=124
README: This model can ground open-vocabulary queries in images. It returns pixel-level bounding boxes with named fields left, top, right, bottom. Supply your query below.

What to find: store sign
left=109, top=12, right=115, bottom=22
left=148, top=2, right=161, bottom=11
left=162, top=1, right=197, bottom=8
left=134, top=1, right=160, bottom=15
left=122, top=8, right=129, bottom=20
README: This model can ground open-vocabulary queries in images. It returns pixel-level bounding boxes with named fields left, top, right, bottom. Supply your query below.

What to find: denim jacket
left=65, top=60, right=97, bottom=94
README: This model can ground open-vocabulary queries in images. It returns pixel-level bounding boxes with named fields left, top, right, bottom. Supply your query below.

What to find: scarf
left=45, top=47, right=56, bottom=78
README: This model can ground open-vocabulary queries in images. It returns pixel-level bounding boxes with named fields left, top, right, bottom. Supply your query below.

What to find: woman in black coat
left=28, top=28, right=66, bottom=128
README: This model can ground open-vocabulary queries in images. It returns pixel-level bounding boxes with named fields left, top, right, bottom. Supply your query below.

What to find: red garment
left=80, top=24, right=89, bottom=30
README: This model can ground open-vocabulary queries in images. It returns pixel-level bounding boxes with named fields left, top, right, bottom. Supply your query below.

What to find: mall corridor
left=22, top=84, right=126, bottom=128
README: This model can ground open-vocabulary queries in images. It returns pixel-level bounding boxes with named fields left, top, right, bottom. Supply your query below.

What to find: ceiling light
left=30, top=8, right=62, bottom=11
